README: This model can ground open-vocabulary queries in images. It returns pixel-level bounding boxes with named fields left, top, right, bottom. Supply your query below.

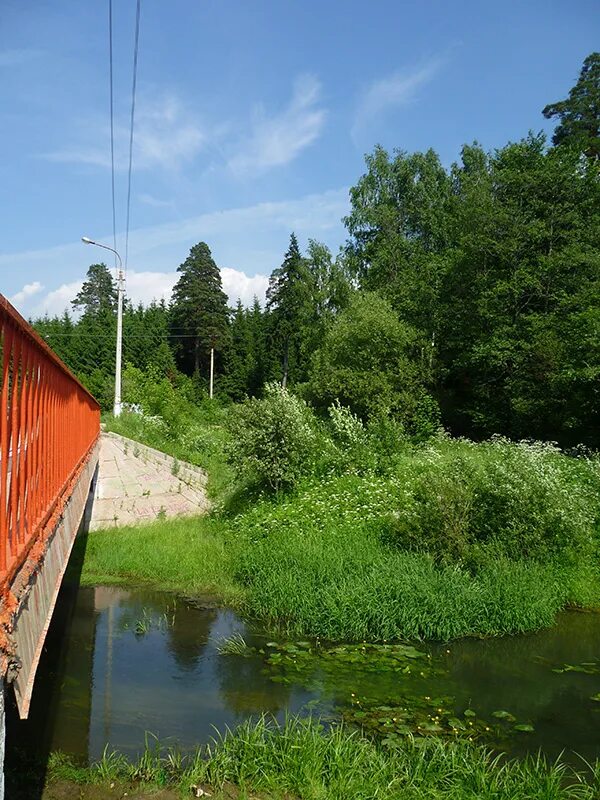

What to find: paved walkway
left=88, top=434, right=210, bottom=530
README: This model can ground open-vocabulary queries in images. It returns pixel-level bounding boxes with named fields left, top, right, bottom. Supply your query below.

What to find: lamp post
left=81, top=237, right=124, bottom=417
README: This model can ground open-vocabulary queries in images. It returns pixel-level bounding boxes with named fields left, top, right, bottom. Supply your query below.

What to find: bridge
left=0, top=295, right=100, bottom=797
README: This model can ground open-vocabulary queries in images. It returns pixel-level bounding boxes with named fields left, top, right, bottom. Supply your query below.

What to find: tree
left=439, top=135, right=600, bottom=443
left=344, top=146, right=453, bottom=385
left=266, top=233, right=313, bottom=387
left=543, top=52, right=600, bottom=159
left=170, top=242, right=230, bottom=379
left=72, top=263, right=117, bottom=316
left=306, top=292, right=428, bottom=423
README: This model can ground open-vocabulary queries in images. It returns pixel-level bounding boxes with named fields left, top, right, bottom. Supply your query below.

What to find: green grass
left=229, top=471, right=600, bottom=641
left=86, top=419, right=600, bottom=642
left=81, top=516, right=242, bottom=605
left=40, top=718, right=600, bottom=799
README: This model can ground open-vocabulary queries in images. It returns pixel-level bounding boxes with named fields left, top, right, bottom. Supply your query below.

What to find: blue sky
left=1, top=0, right=598, bottom=316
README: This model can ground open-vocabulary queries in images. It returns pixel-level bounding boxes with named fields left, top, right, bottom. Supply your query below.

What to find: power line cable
left=124, top=0, right=141, bottom=275
left=108, top=0, right=117, bottom=275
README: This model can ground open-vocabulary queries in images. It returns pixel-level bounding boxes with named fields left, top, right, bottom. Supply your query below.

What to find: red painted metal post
left=0, top=295, right=100, bottom=593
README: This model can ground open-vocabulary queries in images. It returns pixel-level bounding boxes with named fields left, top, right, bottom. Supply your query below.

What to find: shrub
left=305, top=293, right=422, bottom=422
left=385, top=437, right=600, bottom=567
left=227, top=384, right=328, bottom=491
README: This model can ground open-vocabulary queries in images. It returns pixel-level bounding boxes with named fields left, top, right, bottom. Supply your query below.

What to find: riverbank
left=93, top=406, right=600, bottom=642
left=10, top=718, right=600, bottom=800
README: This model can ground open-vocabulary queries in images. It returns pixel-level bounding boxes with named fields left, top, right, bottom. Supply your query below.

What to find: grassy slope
left=87, top=412, right=600, bottom=642
left=33, top=719, right=600, bottom=800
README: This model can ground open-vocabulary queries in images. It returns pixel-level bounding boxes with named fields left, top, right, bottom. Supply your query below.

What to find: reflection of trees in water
left=107, top=590, right=215, bottom=672
left=218, top=650, right=293, bottom=715
left=429, top=612, right=600, bottom=758
left=166, top=602, right=216, bottom=671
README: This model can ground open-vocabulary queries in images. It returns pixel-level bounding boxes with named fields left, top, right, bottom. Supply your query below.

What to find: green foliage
left=39, top=717, right=600, bottom=800
left=221, top=297, right=274, bottom=400
left=170, top=241, right=230, bottom=378
left=266, top=232, right=314, bottom=387
left=345, top=133, right=600, bottom=446
left=71, top=263, right=117, bottom=316
left=92, top=384, right=600, bottom=642
left=543, top=51, right=600, bottom=158
left=230, top=464, right=600, bottom=642
left=306, top=292, right=434, bottom=426
left=384, top=438, right=600, bottom=568
left=227, top=383, right=323, bottom=491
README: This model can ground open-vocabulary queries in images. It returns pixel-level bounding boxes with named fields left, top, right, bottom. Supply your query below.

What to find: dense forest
left=34, top=52, right=600, bottom=447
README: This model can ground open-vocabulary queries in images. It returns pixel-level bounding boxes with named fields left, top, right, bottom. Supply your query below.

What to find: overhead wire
left=124, top=0, right=142, bottom=276
left=108, top=0, right=117, bottom=275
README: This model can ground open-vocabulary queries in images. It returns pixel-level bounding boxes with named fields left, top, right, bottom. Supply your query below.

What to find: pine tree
left=266, top=233, right=312, bottom=387
left=72, top=263, right=117, bottom=316
left=543, top=52, right=600, bottom=159
left=170, top=242, right=230, bottom=379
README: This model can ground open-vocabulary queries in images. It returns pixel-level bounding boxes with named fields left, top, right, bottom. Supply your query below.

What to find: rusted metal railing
left=0, top=294, right=100, bottom=593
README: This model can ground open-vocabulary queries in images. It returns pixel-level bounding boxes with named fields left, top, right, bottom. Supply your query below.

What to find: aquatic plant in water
left=247, top=639, right=538, bottom=747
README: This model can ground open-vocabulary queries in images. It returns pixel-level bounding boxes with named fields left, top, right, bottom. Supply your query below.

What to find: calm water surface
left=8, top=581, right=600, bottom=765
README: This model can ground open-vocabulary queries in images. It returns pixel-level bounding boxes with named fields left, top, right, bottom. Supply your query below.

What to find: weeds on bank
left=95, top=390, right=600, bottom=642
left=45, top=717, right=600, bottom=799
left=81, top=515, right=242, bottom=605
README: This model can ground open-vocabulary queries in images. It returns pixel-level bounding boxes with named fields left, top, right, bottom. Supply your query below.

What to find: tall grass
left=87, top=417, right=600, bottom=641
left=43, top=717, right=600, bottom=799
left=81, top=516, right=241, bottom=604
left=232, top=474, right=597, bottom=641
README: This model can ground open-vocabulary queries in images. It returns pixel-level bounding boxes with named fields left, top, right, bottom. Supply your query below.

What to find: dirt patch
left=40, top=780, right=180, bottom=800
left=38, top=780, right=289, bottom=800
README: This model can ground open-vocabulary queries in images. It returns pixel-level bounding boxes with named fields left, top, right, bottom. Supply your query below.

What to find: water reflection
left=7, top=582, right=600, bottom=766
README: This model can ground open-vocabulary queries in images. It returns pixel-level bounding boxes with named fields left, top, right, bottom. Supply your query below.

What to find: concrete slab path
left=88, top=434, right=210, bottom=530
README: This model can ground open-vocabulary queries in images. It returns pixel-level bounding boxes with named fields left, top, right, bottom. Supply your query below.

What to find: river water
left=7, top=582, right=600, bottom=766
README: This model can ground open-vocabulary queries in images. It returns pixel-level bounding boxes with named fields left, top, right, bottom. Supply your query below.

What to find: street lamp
left=81, top=237, right=125, bottom=417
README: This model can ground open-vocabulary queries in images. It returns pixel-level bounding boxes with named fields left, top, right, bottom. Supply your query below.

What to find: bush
left=305, top=293, right=422, bottom=421
left=385, top=437, right=600, bottom=568
left=227, top=384, right=329, bottom=491
left=231, top=471, right=599, bottom=641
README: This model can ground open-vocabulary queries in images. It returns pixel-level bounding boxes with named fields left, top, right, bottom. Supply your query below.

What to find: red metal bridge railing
left=0, top=295, right=100, bottom=593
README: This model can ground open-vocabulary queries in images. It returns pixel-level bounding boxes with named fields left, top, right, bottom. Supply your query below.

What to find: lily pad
left=464, top=709, right=476, bottom=718
left=514, top=724, right=534, bottom=733
left=492, top=710, right=516, bottom=722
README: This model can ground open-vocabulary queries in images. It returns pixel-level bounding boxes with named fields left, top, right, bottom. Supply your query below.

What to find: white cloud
left=352, top=57, right=444, bottom=139
left=221, top=269, right=269, bottom=306
left=122, top=267, right=268, bottom=307
left=2, top=187, right=348, bottom=317
left=125, top=270, right=176, bottom=305
left=22, top=268, right=267, bottom=321
left=228, top=74, right=326, bottom=175
left=10, top=281, right=44, bottom=306
left=42, top=93, right=206, bottom=171
left=28, top=280, right=82, bottom=319
left=39, top=76, right=326, bottom=178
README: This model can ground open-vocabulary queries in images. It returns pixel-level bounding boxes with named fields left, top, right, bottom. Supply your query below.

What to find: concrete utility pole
left=209, top=347, right=215, bottom=399
left=81, top=237, right=125, bottom=416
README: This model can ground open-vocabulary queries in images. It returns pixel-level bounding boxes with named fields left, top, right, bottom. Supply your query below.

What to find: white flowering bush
left=329, top=400, right=366, bottom=446
left=387, top=437, right=600, bottom=567
left=227, top=384, right=327, bottom=491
